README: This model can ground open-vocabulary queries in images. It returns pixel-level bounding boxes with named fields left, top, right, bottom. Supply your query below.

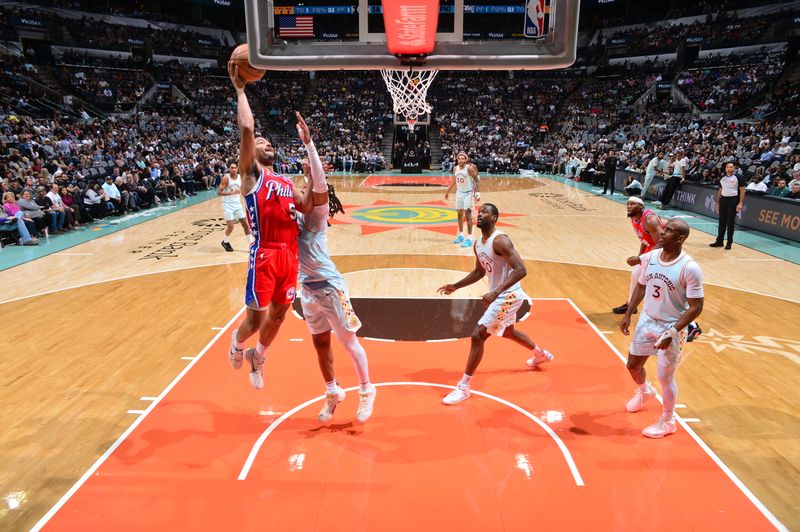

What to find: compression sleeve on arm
left=304, top=140, right=328, bottom=193
left=305, top=204, right=330, bottom=233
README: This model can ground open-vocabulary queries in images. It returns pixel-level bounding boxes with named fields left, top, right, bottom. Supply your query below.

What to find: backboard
left=245, top=0, right=580, bottom=71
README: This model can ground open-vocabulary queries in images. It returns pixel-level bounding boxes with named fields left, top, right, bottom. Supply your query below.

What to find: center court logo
left=350, top=205, right=456, bottom=225
left=331, top=200, right=525, bottom=236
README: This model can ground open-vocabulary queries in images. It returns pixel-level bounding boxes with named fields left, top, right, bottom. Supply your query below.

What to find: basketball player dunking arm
left=219, top=162, right=254, bottom=252
left=228, top=65, right=314, bottom=389
left=620, top=219, right=704, bottom=438
left=295, top=123, right=376, bottom=423
left=444, top=152, right=480, bottom=248
left=437, top=203, right=553, bottom=406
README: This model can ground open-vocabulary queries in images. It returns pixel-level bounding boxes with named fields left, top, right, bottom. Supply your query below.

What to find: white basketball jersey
left=222, top=174, right=242, bottom=207
left=640, top=249, right=703, bottom=322
left=454, top=164, right=473, bottom=193
left=475, top=230, right=521, bottom=293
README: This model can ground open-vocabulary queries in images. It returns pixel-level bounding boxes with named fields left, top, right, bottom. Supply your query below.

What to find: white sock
left=247, top=234, right=255, bottom=243
left=256, top=342, right=267, bottom=356
left=341, top=332, right=370, bottom=385
left=325, top=380, right=337, bottom=394
left=223, top=236, right=230, bottom=243
left=657, top=353, right=678, bottom=417
left=638, top=381, right=652, bottom=392
left=233, top=330, right=244, bottom=350
left=359, top=381, right=372, bottom=393
left=458, top=374, right=472, bottom=388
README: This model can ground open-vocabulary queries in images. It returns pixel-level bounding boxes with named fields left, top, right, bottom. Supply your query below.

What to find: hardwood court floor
left=35, top=301, right=778, bottom=531
left=0, top=175, right=797, bottom=530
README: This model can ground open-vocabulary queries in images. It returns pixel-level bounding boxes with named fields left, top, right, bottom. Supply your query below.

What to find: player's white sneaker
left=442, top=384, right=471, bottom=405
left=244, top=348, right=265, bottom=389
left=626, top=384, right=656, bottom=412
left=318, top=387, right=346, bottom=422
left=526, top=348, right=554, bottom=367
left=642, top=414, right=677, bottom=438
left=356, top=385, right=377, bottom=423
left=229, top=329, right=243, bottom=370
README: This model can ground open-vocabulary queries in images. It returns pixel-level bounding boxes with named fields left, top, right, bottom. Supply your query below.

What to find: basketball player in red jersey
left=612, top=197, right=662, bottom=315
left=614, top=197, right=702, bottom=340
left=227, top=64, right=314, bottom=389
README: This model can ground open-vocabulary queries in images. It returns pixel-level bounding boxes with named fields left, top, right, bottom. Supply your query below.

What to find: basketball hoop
left=380, top=67, right=438, bottom=131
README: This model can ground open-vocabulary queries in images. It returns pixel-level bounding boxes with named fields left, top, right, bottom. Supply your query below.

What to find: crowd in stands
left=0, top=109, right=238, bottom=246
left=599, top=12, right=772, bottom=57
left=2, top=4, right=224, bottom=59
left=677, top=51, right=786, bottom=112
left=302, top=72, right=390, bottom=173
left=545, top=109, right=800, bottom=200
left=433, top=73, right=540, bottom=173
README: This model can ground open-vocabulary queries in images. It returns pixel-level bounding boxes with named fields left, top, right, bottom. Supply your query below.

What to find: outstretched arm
left=230, top=65, right=257, bottom=194
left=437, top=255, right=486, bottom=295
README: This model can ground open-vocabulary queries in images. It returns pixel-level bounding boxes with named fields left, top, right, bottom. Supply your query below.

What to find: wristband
left=655, top=326, right=678, bottom=347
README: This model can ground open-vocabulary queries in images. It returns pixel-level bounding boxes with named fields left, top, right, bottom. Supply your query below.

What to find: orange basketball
left=228, top=44, right=265, bottom=83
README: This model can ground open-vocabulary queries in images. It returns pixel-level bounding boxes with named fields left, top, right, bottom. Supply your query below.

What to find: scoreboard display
left=271, top=1, right=550, bottom=41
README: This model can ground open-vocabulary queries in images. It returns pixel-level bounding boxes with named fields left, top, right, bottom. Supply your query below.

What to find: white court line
left=600, top=331, right=613, bottom=335
left=289, top=338, right=303, bottom=342
left=675, top=403, right=687, bottom=409
left=237, top=381, right=585, bottom=487
left=211, top=326, right=224, bottom=330
left=180, top=356, right=195, bottom=361
left=682, top=418, right=702, bottom=423
left=564, top=298, right=786, bottom=531
left=126, top=410, right=146, bottom=415
left=139, top=397, right=158, bottom=402
left=426, top=338, right=458, bottom=343
left=363, top=337, right=395, bottom=343
left=31, top=306, right=245, bottom=532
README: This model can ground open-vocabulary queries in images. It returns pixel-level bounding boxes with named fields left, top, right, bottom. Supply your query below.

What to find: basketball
left=228, top=44, right=265, bottom=83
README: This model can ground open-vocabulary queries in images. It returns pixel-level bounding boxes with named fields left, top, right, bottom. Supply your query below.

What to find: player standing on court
left=294, top=114, right=376, bottom=423
left=219, top=162, right=255, bottom=252
left=444, top=152, right=480, bottom=248
left=437, top=203, right=553, bottom=405
left=612, top=197, right=663, bottom=315
left=613, top=197, right=702, bottom=341
left=620, top=219, right=704, bottom=438
left=227, top=64, right=313, bottom=390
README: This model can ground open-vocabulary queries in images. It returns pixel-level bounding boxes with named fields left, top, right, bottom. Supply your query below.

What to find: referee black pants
left=659, top=177, right=681, bottom=206
left=716, top=195, right=738, bottom=244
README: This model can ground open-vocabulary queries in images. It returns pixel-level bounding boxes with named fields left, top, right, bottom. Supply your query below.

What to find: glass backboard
left=245, top=0, right=580, bottom=71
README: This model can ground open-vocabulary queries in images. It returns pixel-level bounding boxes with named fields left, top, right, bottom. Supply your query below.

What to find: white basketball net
left=380, top=68, right=439, bottom=129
